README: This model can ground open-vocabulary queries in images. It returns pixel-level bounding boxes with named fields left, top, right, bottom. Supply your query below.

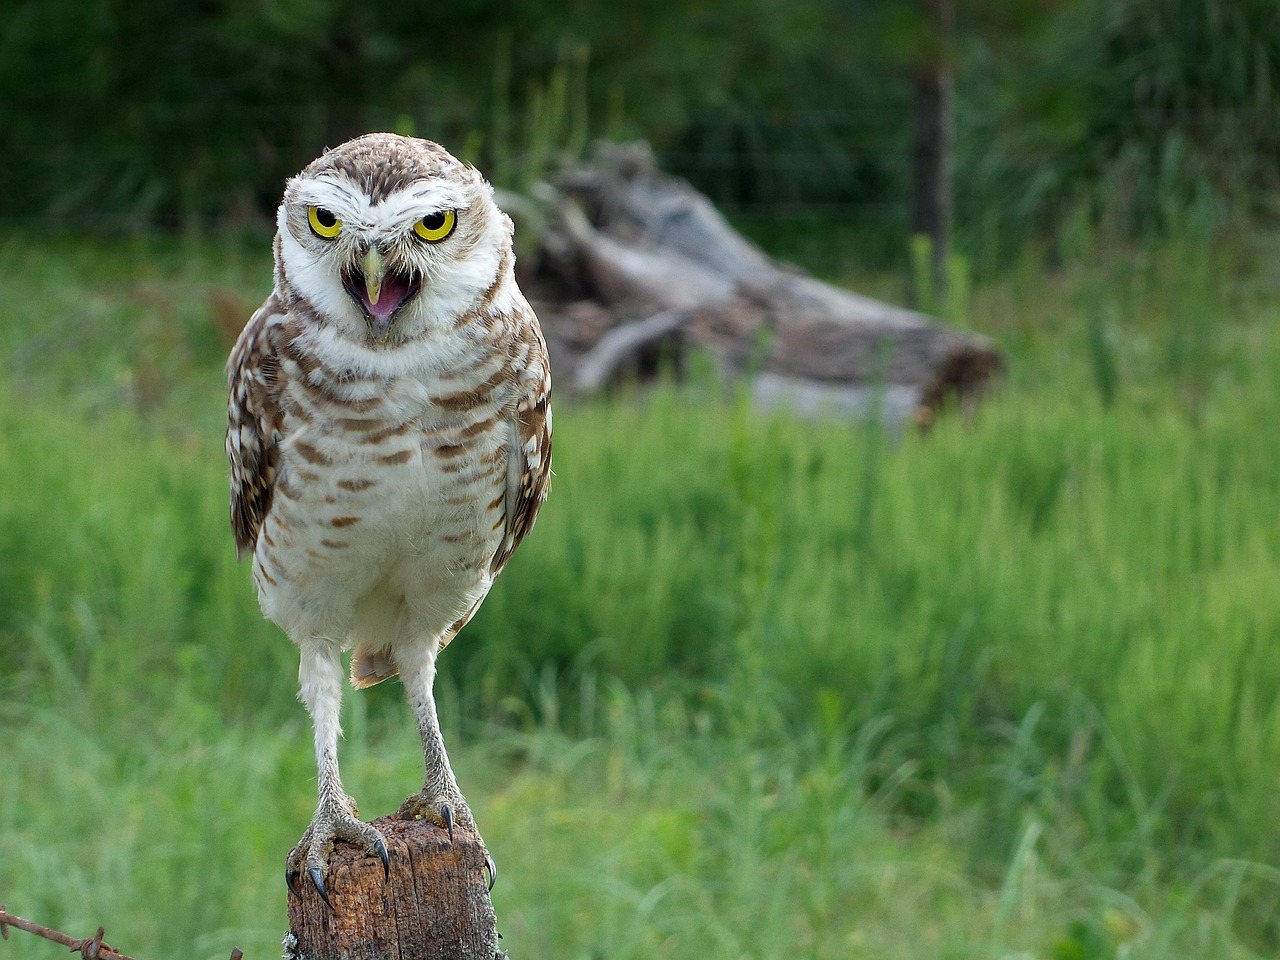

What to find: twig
left=0, top=905, right=242, bottom=960
left=0, top=904, right=135, bottom=960
left=571, top=308, right=688, bottom=393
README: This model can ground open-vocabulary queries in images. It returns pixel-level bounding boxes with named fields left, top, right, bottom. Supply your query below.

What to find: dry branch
left=572, top=308, right=689, bottom=393
left=0, top=905, right=242, bottom=960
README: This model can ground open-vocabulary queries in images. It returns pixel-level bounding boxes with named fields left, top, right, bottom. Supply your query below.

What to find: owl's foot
left=286, top=795, right=390, bottom=905
left=397, top=791, right=496, bottom=890
left=396, top=789, right=476, bottom=841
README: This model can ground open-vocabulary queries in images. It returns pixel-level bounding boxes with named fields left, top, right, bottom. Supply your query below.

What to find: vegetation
left=5, top=0, right=1280, bottom=260
left=1, top=215, right=1279, bottom=958
left=4, top=1, right=1280, bottom=955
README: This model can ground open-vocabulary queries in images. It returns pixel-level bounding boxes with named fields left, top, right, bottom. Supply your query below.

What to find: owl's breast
left=252, top=363, right=513, bottom=642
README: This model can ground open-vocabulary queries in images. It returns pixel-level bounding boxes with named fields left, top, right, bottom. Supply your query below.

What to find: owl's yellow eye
left=308, top=206, right=342, bottom=239
left=414, top=209, right=456, bottom=242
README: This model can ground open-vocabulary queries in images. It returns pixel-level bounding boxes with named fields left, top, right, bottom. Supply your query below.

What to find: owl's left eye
left=414, top=209, right=457, bottom=242
left=308, top=206, right=342, bottom=239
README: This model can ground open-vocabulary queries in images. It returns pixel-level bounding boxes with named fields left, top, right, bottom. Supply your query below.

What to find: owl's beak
left=360, top=247, right=385, bottom=308
left=342, top=246, right=419, bottom=342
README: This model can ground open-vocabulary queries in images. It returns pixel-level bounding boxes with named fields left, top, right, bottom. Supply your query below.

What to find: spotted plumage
left=226, top=133, right=551, bottom=901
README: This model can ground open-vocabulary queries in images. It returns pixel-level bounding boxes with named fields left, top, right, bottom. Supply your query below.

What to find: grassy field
left=1, top=224, right=1279, bottom=959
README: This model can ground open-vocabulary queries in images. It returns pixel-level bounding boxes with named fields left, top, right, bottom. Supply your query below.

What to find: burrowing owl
left=226, top=133, right=551, bottom=902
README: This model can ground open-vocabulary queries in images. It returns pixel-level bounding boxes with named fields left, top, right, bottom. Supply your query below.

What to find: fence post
left=285, top=816, right=498, bottom=960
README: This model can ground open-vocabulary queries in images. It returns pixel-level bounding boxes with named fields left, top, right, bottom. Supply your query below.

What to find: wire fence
left=4, top=102, right=1276, bottom=233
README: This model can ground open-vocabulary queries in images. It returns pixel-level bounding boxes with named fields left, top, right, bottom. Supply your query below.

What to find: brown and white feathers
left=226, top=133, right=551, bottom=679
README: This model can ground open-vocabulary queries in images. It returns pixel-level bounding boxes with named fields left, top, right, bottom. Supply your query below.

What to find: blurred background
left=3, top=0, right=1280, bottom=958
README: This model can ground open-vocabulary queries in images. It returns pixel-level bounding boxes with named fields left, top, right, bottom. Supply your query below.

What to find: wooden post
left=285, top=816, right=499, bottom=960
left=910, top=0, right=956, bottom=308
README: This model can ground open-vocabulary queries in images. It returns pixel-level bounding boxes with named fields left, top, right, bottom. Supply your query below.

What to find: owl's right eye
left=308, top=206, right=342, bottom=239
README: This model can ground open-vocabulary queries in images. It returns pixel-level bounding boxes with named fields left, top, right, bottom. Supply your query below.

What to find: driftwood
left=285, top=818, right=498, bottom=960
left=520, top=142, right=1002, bottom=429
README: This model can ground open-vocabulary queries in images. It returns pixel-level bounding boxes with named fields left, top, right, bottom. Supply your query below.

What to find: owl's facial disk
left=341, top=246, right=420, bottom=342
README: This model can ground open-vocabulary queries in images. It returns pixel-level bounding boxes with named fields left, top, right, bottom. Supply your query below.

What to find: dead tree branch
left=524, top=141, right=1003, bottom=429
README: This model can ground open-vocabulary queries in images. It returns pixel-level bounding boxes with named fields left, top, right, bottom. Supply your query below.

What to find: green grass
left=2, top=225, right=1279, bottom=958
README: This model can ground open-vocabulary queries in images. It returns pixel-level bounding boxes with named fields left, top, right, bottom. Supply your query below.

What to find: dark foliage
left=2, top=0, right=1278, bottom=249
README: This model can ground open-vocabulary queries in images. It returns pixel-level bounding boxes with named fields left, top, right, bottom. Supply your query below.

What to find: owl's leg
left=395, top=639, right=479, bottom=841
left=286, top=639, right=389, bottom=904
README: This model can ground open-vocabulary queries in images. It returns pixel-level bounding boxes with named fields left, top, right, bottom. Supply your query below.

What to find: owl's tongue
left=346, top=255, right=417, bottom=341
left=359, top=271, right=413, bottom=321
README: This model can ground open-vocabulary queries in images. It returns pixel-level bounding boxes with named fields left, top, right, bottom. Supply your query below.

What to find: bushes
left=6, top=0, right=1279, bottom=256
left=957, top=0, right=1280, bottom=257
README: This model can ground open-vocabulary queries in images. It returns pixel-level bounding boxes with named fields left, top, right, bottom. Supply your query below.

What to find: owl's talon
left=441, top=802, right=454, bottom=844
left=286, top=865, right=302, bottom=900
left=309, top=867, right=333, bottom=909
left=376, top=837, right=390, bottom=879
left=484, top=852, right=497, bottom=892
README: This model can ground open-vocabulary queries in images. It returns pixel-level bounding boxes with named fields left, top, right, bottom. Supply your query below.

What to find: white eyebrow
left=380, top=182, right=467, bottom=216
left=290, top=177, right=362, bottom=211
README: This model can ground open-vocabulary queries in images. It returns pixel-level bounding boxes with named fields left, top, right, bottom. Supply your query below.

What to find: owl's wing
left=227, top=294, right=286, bottom=561
left=492, top=309, right=553, bottom=576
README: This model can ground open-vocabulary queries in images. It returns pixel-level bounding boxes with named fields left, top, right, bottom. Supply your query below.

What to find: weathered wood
left=526, top=141, right=1002, bottom=427
left=285, top=818, right=497, bottom=960
left=572, top=308, right=688, bottom=393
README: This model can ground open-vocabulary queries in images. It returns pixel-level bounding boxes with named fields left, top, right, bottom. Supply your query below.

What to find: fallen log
left=526, top=142, right=1002, bottom=429
left=572, top=308, right=689, bottom=393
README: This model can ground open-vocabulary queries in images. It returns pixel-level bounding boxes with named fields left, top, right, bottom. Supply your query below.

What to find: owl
left=226, top=133, right=551, bottom=903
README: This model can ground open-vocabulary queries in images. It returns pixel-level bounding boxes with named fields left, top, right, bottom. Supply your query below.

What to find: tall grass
left=1, top=226, right=1279, bottom=957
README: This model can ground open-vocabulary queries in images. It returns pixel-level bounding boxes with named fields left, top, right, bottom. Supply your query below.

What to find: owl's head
left=275, top=133, right=511, bottom=345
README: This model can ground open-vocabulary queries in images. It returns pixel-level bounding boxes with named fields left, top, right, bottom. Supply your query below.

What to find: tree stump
left=285, top=816, right=498, bottom=960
